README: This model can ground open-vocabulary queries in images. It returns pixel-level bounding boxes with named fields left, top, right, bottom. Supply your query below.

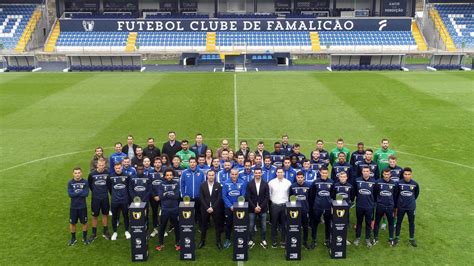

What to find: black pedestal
left=330, top=200, right=349, bottom=259
left=129, top=202, right=148, bottom=262
left=179, top=201, right=196, bottom=261
left=286, top=202, right=302, bottom=260
left=233, top=202, right=249, bottom=261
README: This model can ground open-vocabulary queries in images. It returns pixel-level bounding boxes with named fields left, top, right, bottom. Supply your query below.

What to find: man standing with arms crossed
left=68, top=167, right=90, bottom=246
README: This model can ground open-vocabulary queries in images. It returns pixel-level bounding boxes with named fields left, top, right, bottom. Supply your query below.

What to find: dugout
left=1, top=55, right=38, bottom=72
left=66, top=54, right=143, bottom=72
left=180, top=53, right=200, bottom=66
left=223, top=54, right=247, bottom=72
left=427, top=53, right=470, bottom=71
left=329, top=54, right=405, bottom=71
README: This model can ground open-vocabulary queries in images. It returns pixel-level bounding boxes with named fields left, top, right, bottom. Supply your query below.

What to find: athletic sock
left=71, top=232, right=76, bottom=240
left=103, top=226, right=109, bottom=234
left=82, top=231, right=87, bottom=240
left=92, top=227, right=97, bottom=235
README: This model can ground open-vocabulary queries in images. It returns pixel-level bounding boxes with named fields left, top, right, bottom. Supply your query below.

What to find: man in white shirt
left=268, top=167, right=292, bottom=248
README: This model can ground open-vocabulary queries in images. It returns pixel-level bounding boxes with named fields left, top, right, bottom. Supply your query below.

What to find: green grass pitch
left=0, top=71, right=473, bottom=265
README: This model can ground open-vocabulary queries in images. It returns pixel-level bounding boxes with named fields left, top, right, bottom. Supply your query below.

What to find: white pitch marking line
left=233, top=73, right=239, bottom=149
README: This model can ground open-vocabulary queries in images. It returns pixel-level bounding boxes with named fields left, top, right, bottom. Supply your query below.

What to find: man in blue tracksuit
left=289, top=171, right=311, bottom=249
left=354, top=166, right=376, bottom=247
left=395, top=167, right=420, bottom=247
left=332, top=152, right=353, bottom=184
left=270, top=142, right=285, bottom=167
left=222, top=168, right=247, bottom=249
left=331, top=171, right=354, bottom=245
left=388, top=155, right=404, bottom=183
left=217, top=161, right=232, bottom=184
left=108, top=162, right=130, bottom=241
left=87, top=159, right=110, bottom=242
left=180, top=157, right=205, bottom=226
left=350, top=142, right=366, bottom=168
left=149, top=157, right=164, bottom=237
left=129, top=165, right=152, bottom=203
left=373, top=168, right=398, bottom=246
left=354, top=149, right=379, bottom=179
left=282, top=157, right=296, bottom=183
left=301, top=159, right=317, bottom=183
left=309, top=167, right=334, bottom=249
left=68, top=167, right=89, bottom=246
left=239, top=160, right=254, bottom=184
left=262, top=156, right=277, bottom=183
left=156, top=168, right=181, bottom=251
left=122, top=157, right=137, bottom=179
left=109, top=142, right=127, bottom=173
left=310, top=150, right=327, bottom=176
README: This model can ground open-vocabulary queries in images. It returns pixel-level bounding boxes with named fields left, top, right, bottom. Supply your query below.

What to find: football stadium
left=0, top=0, right=473, bottom=265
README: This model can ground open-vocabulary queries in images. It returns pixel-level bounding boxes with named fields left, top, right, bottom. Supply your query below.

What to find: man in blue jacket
left=290, top=171, right=311, bottom=249
left=354, top=166, right=376, bottom=248
left=156, top=168, right=181, bottom=251
left=395, top=167, right=420, bottom=247
left=87, top=159, right=110, bottom=242
left=309, top=167, right=334, bottom=249
left=373, top=168, right=398, bottom=246
left=180, top=157, right=205, bottom=226
left=68, top=167, right=89, bottom=246
left=149, top=157, right=164, bottom=238
left=301, top=159, right=317, bottom=183
left=222, top=168, right=247, bottom=249
left=282, top=157, right=296, bottom=183
left=332, top=152, right=353, bottom=184
left=109, top=162, right=131, bottom=241
left=109, top=142, right=127, bottom=173
left=262, top=156, right=277, bottom=183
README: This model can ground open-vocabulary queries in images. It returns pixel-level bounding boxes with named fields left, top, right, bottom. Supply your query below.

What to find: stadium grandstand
left=0, top=0, right=471, bottom=72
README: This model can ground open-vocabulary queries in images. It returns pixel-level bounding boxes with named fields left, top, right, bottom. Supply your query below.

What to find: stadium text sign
left=62, top=18, right=412, bottom=32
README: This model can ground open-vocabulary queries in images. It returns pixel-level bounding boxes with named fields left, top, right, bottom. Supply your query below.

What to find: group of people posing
left=67, top=132, right=420, bottom=251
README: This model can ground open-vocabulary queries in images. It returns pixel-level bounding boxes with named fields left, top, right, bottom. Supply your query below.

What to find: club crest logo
left=132, top=212, right=141, bottom=220
left=336, top=209, right=345, bottom=218
left=182, top=211, right=192, bottom=219
left=82, top=20, right=95, bottom=32
left=236, top=211, right=245, bottom=219
left=289, top=210, right=299, bottom=219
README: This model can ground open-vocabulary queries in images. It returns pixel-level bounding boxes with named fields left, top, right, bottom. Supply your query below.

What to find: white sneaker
left=150, top=228, right=159, bottom=238
left=125, top=231, right=131, bottom=240
left=108, top=211, right=112, bottom=216
left=381, top=223, right=387, bottom=231
left=111, top=232, right=118, bottom=241
left=164, top=231, right=168, bottom=237
left=346, top=240, right=351, bottom=246
left=248, top=240, right=255, bottom=249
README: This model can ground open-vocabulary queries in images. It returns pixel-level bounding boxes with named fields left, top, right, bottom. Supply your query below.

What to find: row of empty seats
left=56, top=32, right=128, bottom=47
left=435, top=4, right=474, bottom=48
left=6, top=65, right=35, bottom=72
left=319, top=31, right=416, bottom=46
left=0, top=4, right=36, bottom=49
left=54, top=30, right=417, bottom=51
left=431, top=64, right=463, bottom=70
left=216, top=31, right=311, bottom=46
left=70, top=65, right=141, bottom=72
left=331, top=64, right=401, bottom=71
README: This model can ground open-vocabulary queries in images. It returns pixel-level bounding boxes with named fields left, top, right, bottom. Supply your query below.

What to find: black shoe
left=389, top=239, right=395, bottom=247
left=409, top=239, right=417, bottom=247
left=216, top=242, right=223, bottom=250
left=68, top=238, right=77, bottom=246
left=88, top=234, right=97, bottom=243
left=393, top=238, right=399, bottom=246
left=280, top=242, right=285, bottom=249
left=102, top=232, right=111, bottom=240
left=198, top=241, right=205, bottom=249
left=271, top=242, right=278, bottom=249
left=83, top=239, right=90, bottom=245
left=310, top=241, right=317, bottom=249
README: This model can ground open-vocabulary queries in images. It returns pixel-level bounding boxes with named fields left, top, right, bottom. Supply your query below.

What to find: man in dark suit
left=235, top=140, right=250, bottom=160
left=122, top=135, right=138, bottom=159
left=162, top=131, right=182, bottom=158
left=198, top=170, right=224, bottom=249
left=246, top=167, right=270, bottom=249
left=190, top=133, right=209, bottom=156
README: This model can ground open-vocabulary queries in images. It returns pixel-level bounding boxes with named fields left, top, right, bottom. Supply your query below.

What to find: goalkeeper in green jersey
left=374, top=139, right=396, bottom=175
left=329, top=138, right=350, bottom=165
